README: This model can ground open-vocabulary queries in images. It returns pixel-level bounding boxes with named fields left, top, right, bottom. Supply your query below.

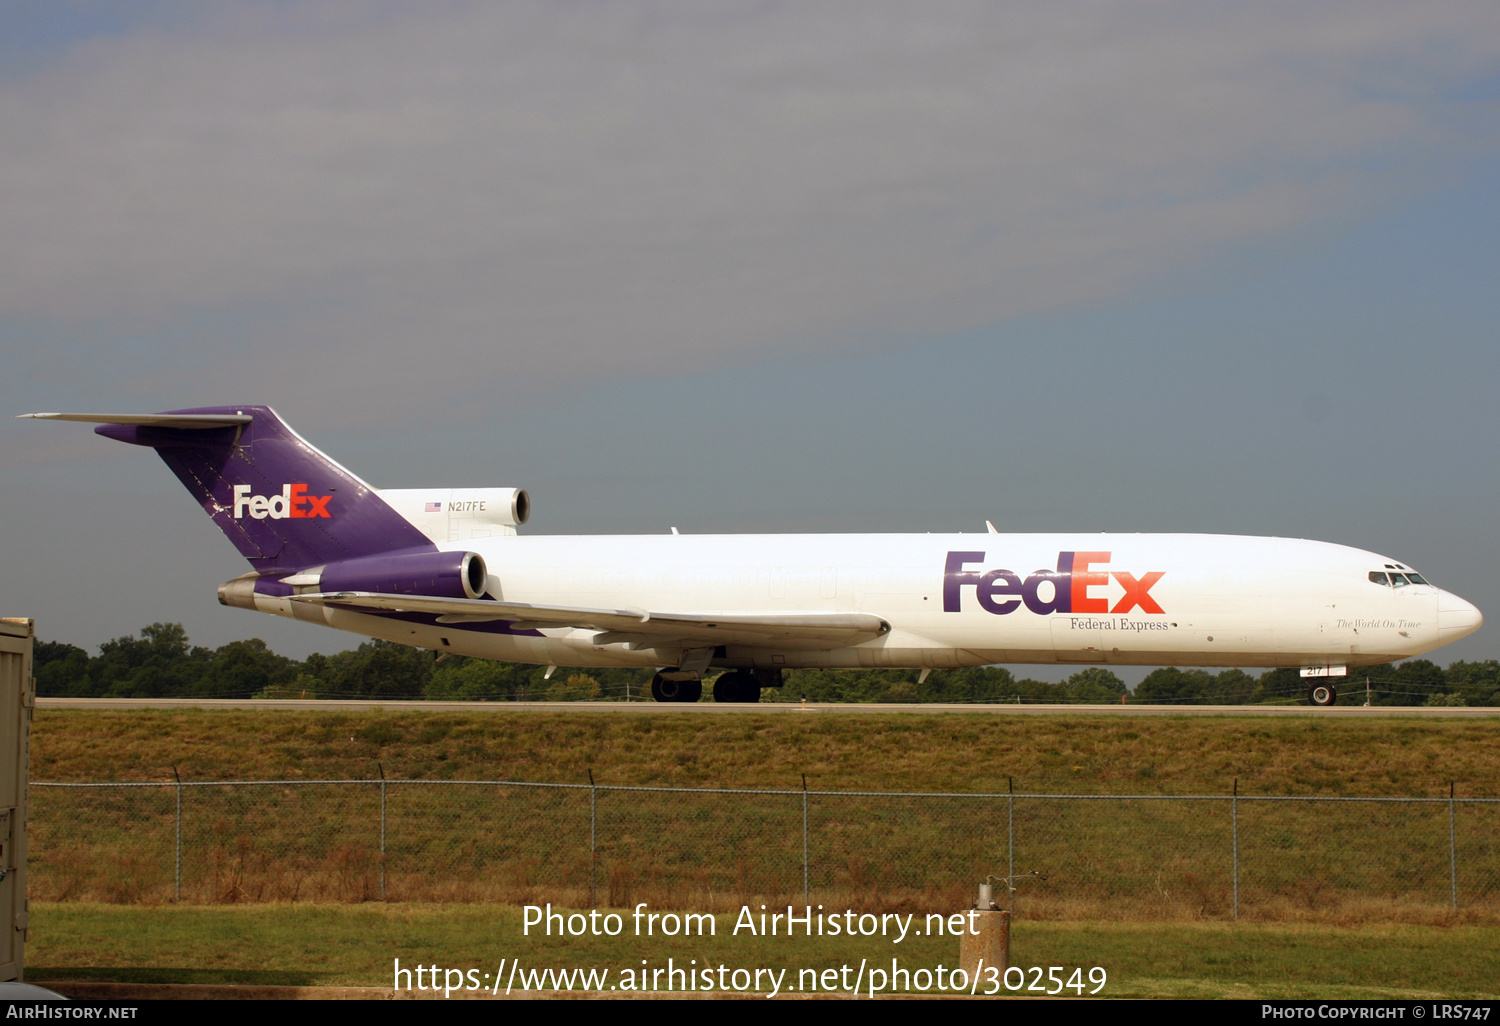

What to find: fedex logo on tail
left=944, top=551, right=1164, bottom=616
left=231, top=484, right=332, bottom=520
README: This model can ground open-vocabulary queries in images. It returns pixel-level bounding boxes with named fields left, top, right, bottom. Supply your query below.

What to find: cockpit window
left=1370, top=569, right=1430, bottom=587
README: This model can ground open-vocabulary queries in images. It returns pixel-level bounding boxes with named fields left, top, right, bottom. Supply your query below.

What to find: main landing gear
left=1308, top=682, right=1338, bottom=707
left=649, top=674, right=702, bottom=703
left=649, top=668, right=779, bottom=703
left=712, top=671, right=762, bottom=704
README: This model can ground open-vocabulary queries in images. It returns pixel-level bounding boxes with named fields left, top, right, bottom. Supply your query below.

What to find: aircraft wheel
left=680, top=679, right=702, bottom=703
left=713, top=673, right=745, bottom=703
left=650, top=674, right=684, bottom=702
left=1309, top=682, right=1337, bottom=707
left=713, top=671, right=763, bottom=703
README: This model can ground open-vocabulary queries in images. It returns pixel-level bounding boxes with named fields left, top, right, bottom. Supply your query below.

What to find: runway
left=35, top=698, right=1500, bottom=717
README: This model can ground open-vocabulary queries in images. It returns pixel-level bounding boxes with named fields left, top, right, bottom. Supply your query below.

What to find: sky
left=1, top=1, right=1498, bottom=679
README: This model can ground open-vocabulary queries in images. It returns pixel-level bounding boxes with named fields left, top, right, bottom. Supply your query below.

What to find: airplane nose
left=1437, top=591, right=1484, bottom=643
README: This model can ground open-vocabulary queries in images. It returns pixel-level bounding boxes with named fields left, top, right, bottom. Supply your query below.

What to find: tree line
left=31, top=623, right=1500, bottom=706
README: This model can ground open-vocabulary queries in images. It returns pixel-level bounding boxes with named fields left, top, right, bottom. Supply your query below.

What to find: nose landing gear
left=1308, top=682, right=1337, bottom=707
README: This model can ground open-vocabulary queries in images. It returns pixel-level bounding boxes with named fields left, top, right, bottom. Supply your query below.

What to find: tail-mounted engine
left=378, top=488, right=529, bottom=543
left=283, top=549, right=489, bottom=600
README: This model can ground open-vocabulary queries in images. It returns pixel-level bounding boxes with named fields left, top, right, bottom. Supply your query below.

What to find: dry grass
left=31, top=708, right=1500, bottom=796
left=26, top=709, right=1500, bottom=923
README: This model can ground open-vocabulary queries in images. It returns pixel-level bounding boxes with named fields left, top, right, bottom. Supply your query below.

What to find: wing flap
left=292, top=592, right=890, bottom=647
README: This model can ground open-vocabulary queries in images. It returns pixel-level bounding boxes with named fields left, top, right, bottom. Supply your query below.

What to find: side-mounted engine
left=286, top=549, right=490, bottom=600
left=218, top=548, right=490, bottom=611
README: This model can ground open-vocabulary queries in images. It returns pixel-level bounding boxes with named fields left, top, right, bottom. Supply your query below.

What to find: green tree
left=1257, top=667, right=1311, bottom=703
left=427, top=657, right=539, bottom=700
left=93, top=623, right=211, bottom=697
left=321, top=639, right=432, bottom=698
left=1204, top=669, right=1260, bottom=705
left=1390, top=660, right=1447, bottom=706
left=1135, top=667, right=1214, bottom=704
left=548, top=674, right=601, bottom=701
left=1443, top=661, right=1500, bottom=707
left=1060, top=667, right=1127, bottom=703
left=201, top=638, right=293, bottom=697
left=33, top=640, right=90, bottom=697
left=928, top=667, right=1022, bottom=703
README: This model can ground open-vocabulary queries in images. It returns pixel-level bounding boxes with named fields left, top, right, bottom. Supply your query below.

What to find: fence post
left=1231, top=778, right=1239, bottom=920
left=172, top=766, right=182, bottom=902
left=802, top=774, right=809, bottom=904
left=589, top=769, right=597, bottom=909
left=377, top=763, right=387, bottom=901
left=1449, top=781, right=1458, bottom=912
left=1007, top=776, right=1015, bottom=893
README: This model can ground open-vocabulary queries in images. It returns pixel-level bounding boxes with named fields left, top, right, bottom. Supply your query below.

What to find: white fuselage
left=42, top=408, right=1480, bottom=678
left=249, top=532, right=1482, bottom=672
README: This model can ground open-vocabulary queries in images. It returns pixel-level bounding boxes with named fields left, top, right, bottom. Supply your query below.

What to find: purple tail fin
left=96, top=406, right=431, bottom=572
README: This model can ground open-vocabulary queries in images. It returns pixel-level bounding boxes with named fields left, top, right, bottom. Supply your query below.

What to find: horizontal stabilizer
left=292, top=592, right=891, bottom=648
left=20, top=412, right=252, bottom=429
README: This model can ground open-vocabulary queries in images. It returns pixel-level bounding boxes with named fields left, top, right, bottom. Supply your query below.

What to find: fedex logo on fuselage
left=944, top=551, right=1164, bottom=616
left=231, top=483, right=332, bottom=520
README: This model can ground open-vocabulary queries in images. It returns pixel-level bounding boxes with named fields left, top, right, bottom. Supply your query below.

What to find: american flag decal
left=425, top=501, right=442, bottom=512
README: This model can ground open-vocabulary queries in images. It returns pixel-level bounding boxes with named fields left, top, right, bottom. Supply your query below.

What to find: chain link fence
left=27, top=780, right=1500, bottom=922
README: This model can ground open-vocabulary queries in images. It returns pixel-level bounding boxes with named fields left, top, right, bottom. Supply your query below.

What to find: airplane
left=24, top=405, right=1483, bottom=706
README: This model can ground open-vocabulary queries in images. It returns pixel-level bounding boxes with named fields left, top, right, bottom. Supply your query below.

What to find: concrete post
left=959, top=909, right=1009, bottom=983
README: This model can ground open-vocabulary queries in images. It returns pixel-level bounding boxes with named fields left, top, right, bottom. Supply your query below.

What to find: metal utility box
left=0, top=619, right=32, bottom=981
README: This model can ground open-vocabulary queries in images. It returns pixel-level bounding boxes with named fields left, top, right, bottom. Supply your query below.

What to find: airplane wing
left=291, top=592, right=890, bottom=648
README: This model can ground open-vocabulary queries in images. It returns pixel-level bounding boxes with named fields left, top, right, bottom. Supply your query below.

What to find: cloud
left=2, top=1, right=1497, bottom=415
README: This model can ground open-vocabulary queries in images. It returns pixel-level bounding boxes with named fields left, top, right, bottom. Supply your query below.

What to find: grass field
left=23, top=709, right=1500, bottom=996
left=31, top=708, right=1500, bottom=795
left=26, top=708, right=1500, bottom=923
left=26, top=903, right=1500, bottom=998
